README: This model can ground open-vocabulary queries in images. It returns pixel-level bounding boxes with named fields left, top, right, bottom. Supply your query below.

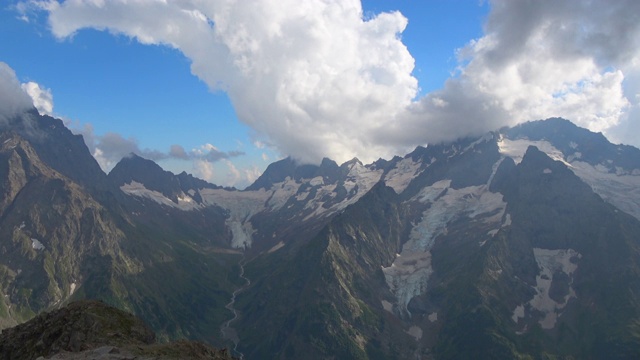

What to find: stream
left=220, top=256, right=251, bottom=359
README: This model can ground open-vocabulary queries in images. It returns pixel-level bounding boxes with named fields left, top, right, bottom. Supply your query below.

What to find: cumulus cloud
left=0, top=62, right=54, bottom=121
left=0, top=62, right=33, bottom=121
left=77, top=125, right=244, bottom=172
left=77, top=127, right=163, bottom=170
left=21, top=81, right=54, bottom=116
left=23, top=0, right=640, bottom=163
left=193, top=159, right=215, bottom=183
left=379, top=0, right=640, bottom=147
left=169, top=144, right=190, bottom=160
left=243, top=164, right=263, bottom=185
left=190, top=143, right=244, bottom=162
left=30, top=0, right=417, bottom=163
left=223, top=160, right=261, bottom=188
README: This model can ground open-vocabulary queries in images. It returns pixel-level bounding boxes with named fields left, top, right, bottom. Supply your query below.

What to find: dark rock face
left=245, top=156, right=344, bottom=191
left=2, top=110, right=113, bottom=195
left=236, top=183, right=411, bottom=359
left=506, top=117, right=640, bottom=171
left=0, top=112, right=238, bottom=349
left=0, top=300, right=235, bottom=360
left=0, top=300, right=154, bottom=359
left=0, top=132, right=133, bottom=325
left=108, top=153, right=224, bottom=204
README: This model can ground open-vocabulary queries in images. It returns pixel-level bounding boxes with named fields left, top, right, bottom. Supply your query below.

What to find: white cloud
left=0, top=62, right=33, bottom=121
left=21, top=81, right=54, bottom=116
left=190, top=143, right=245, bottom=162
left=378, top=0, right=640, bottom=147
left=223, top=160, right=261, bottom=188
left=77, top=128, right=149, bottom=171
left=33, top=0, right=418, bottom=163
left=73, top=121, right=244, bottom=172
left=193, top=159, right=215, bottom=182
left=224, top=159, right=240, bottom=185
left=169, top=144, right=190, bottom=160
left=23, top=0, right=640, bottom=164
left=243, top=164, right=262, bottom=186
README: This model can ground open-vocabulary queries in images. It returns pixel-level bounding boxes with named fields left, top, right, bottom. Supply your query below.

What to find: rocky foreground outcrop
left=0, top=300, right=236, bottom=360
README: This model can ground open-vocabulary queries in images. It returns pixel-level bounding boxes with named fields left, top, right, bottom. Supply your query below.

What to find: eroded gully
left=220, top=256, right=251, bottom=359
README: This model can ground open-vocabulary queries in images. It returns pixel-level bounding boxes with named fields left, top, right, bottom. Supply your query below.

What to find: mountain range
left=1, top=109, right=640, bottom=359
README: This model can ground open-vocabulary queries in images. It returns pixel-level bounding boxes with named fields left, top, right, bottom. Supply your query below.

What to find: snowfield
left=120, top=181, right=201, bottom=211
left=31, top=238, right=45, bottom=250
left=498, top=137, right=640, bottom=221
left=383, top=172, right=508, bottom=316
left=513, top=248, right=581, bottom=331
left=384, top=157, right=422, bottom=194
left=569, top=161, right=640, bottom=220
left=120, top=162, right=385, bottom=249
left=497, top=138, right=569, bottom=165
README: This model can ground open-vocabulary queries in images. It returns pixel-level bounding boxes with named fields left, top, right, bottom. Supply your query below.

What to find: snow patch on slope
left=120, top=161, right=387, bottom=248
left=304, top=161, right=383, bottom=220
left=569, top=161, right=640, bottom=220
left=498, top=137, right=640, bottom=221
left=428, top=312, right=438, bottom=322
left=120, top=181, right=201, bottom=211
left=267, top=241, right=285, bottom=253
left=383, top=176, right=507, bottom=316
left=406, top=326, right=423, bottom=341
left=512, top=304, right=525, bottom=323
left=382, top=251, right=433, bottom=317
left=526, top=248, right=581, bottom=330
left=381, top=300, right=393, bottom=313
left=498, top=138, right=568, bottom=165
left=343, top=161, right=383, bottom=195
left=265, top=177, right=301, bottom=210
left=200, top=188, right=272, bottom=249
left=384, top=157, right=422, bottom=194
left=31, top=238, right=44, bottom=250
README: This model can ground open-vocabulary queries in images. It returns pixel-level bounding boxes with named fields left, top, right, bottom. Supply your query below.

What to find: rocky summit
left=1, top=110, right=640, bottom=358
left=0, top=300, right=236, bottom=360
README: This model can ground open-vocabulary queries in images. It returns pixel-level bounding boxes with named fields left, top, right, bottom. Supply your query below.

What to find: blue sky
left=1, top=1, right=639, bottom=188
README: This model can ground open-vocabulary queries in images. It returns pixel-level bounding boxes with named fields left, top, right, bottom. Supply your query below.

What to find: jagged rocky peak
left=2, top=109, right=110, bottom=193
left=109, top=153, right=183, bottom=202
left=176, top=170, right=224, bottom=191
left=317, top=157, right=342, bottom=182
left=109, top=153, right=171, bottom=184
left=108, top=153, right=222, bottom=204
left=246, top=156, right=344, bottom=191
left=246, top=157, right=305, bottom=190
left=497, top=117, right=640, bottom=220
left=341, top=157, right=362, bottom=167
left=504, top=117, right=640, bottom=170
left=340, top=156, right=373, bottom=174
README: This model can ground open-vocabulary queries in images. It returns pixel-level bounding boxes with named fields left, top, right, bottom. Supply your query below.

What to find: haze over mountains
left=1, top=108, right=640, bottom=358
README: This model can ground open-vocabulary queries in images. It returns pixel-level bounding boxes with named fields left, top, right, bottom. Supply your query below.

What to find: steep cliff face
left=0, top=113, right=239, bottom=346
left=0, top=132, right=137, bottom=328
left=235, top=183, right=416, bottom=359
left=1, top=110, right=114, bottom=195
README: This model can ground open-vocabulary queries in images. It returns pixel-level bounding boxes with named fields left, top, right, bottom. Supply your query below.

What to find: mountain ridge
left=2, top=112, right=640, bottom=358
